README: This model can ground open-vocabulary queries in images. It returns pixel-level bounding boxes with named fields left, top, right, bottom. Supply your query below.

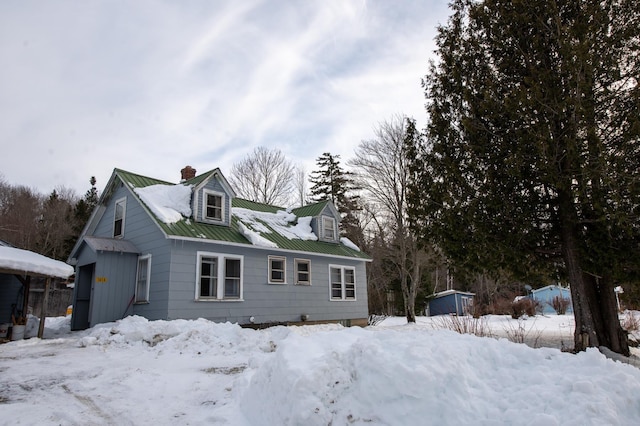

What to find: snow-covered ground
left=1, top=314, right=640, bottom=425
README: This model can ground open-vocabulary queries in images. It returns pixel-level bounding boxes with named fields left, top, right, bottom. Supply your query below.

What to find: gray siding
left=76, top=181, right=173, bottom=323
left=166, top=239, right=368, bottom=324
left=89, top=251, right=138, bottom=326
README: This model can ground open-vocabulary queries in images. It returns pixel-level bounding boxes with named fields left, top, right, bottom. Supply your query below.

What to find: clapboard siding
left=165, top=239, right=368, bottom=324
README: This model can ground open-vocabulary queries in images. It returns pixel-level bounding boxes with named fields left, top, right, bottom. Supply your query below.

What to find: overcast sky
left=0, top=0, right=451, bottom=196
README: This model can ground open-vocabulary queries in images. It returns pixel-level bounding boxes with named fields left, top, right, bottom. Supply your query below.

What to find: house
left=426, top=289, right=475, bottom=316
left=0, top=239, right=74, bottom=339
left=67, top=166, right=370, bottom=330
left=530, top=284, right=573, bottom=315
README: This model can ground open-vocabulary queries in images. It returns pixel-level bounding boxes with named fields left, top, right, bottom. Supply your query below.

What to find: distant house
left=426, top=289, right=475, bottom=316
left=67, top=166, right=370, bottom=330
left=531, top=284, right=573, bottom=315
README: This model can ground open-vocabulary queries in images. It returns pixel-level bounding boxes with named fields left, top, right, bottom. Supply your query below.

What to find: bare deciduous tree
left=293, top=165, right=307, bottom=207
left=229, top=147, right=295, bottom=207
left=349, top=115, right=438, bottom=322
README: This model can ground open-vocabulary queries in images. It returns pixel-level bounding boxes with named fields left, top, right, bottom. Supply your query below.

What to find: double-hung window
left=322, top=216, right=336, bottom=241
left=203, top=190, right=224, bottom=222
left=329, top=265, right=356, bottom=300
left=113, top=197, right=126, bottom=238
left=295, top=259, right=311, bottom=285
left=135, top=254, right=151, bottom=303
left=269, top=256, right=286, bottom=284
left=197, top=252, right=243, bottom=300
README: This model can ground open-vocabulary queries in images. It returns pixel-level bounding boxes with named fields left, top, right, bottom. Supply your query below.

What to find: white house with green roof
left=67, top=166, right=370, bottom=330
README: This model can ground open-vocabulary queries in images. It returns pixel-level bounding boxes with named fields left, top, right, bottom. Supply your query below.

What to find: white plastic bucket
left=11, top=324, right=25, bottom=341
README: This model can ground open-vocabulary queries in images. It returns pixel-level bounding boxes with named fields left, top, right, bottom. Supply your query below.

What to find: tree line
left=0, top=176, right=98, bottom=261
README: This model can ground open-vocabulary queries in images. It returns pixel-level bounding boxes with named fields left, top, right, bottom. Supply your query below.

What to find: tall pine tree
left=309, top=153, right=363, bottom=246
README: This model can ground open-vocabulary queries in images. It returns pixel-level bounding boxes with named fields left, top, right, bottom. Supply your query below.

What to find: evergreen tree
left=309, top=153, right=362, bottom=245
left=414, top=0, right=639, bottom=355
left=64, top=176, right=99, bottom=258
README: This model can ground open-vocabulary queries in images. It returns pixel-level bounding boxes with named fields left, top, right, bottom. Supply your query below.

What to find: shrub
left=511, top=298, right=538, bottom=319
left=503, top=317, right=543, bottom=347
left=552, top=296, right=571, bottom=315
left=432, top=314, right=493, bottom=338
left=621, top=311, right=640, bottom=332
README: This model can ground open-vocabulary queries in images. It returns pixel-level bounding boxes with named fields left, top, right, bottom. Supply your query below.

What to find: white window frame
left=202, top=189, right=225, bottom=222
left=322, top=216, right=336, bottom=240
left=196, top=251, right=243, bottom=301
left=268, top=255, right=287, bottom=284
left=113, top=197, right=126, bottom=238
left=294, top=258, right=311, bottom=285
left=329, top=264, right=356, bottom=301
left=135, top=254, right=151, bottom=303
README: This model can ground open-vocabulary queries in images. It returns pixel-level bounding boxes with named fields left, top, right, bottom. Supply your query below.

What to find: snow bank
left=134, top=183, right=192, bottom=224
left=241, top=326, right=640, bottom=425
left=3, top=315, right=640, bottom=425
left=0, top=246, right=74, bottom=278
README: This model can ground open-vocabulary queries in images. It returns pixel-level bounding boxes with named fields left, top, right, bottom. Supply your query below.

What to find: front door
left=71, top=263, right=94, bottom=330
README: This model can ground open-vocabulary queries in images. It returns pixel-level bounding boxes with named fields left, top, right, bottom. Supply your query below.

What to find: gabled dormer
left=183, top=167, right=236, bottom=227
left=292, top=200, right=341, bottom=243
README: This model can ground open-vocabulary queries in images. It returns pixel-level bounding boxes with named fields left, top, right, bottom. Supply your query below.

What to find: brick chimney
left=180, top=165, right=196, bottom=181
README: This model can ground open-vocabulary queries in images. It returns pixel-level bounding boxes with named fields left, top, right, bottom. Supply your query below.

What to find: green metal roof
left=114, top=169, right=370, bottom=260
left=115, top=168, right=172, bottom=188
left=292, top=200, right=332, bottom=217
left=232, top=198, right=282, bottom=213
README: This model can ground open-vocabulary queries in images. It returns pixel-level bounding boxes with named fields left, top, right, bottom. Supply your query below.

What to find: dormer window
left=322, top=216, right=336, bottom=240
left=204, top=190, right=224, bottom=222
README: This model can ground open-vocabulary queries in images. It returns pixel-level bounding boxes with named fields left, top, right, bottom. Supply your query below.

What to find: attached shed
left=426, top=289, right=475, bottom=316
left=531, top=284, right=573, bottom=315
left=0, top=241, right=74, bottom=339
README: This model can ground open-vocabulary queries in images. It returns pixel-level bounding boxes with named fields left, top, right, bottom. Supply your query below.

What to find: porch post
left=37, top=277, right=51, bottom=338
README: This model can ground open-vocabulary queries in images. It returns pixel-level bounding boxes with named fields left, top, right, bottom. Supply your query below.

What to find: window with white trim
left=113, top=197, right=126, bottom=238
left=322, top=216, right=336, bottom=240
left=135, top=254, right=151, bottom=303
left=269, top=256, right=286, bottom=284
left=203, top=190, right=224, bottom=222
left=329, top=265, right=356, bottom=300
left=196, top=252, right=243, bottom=300
left=295, top=259, right=311, bottom=285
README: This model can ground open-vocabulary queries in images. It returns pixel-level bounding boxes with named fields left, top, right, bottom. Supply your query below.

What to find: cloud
left=0, top=0, right=450, bottom=195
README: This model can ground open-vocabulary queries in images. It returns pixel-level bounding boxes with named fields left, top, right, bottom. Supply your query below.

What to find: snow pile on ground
left=233, top=207, right=318, bottom=241
left=0, top=245, right=74, bottom=278
left=2, top=315, right=640, bottom=425
left=133, top=183, right=192, bottom=224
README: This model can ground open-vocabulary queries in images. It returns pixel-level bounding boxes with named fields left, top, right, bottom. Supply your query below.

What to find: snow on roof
left=134, top=183, right=193, bottom=224
left=0, top=246, right=74, bottom=278
left=237, top=222, right=278, bottom=248
left=432, top=289, right=475, bottom=298
left=340, top=237, right=360, bottom=252
left=232, top=207, right=318, bottom=242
